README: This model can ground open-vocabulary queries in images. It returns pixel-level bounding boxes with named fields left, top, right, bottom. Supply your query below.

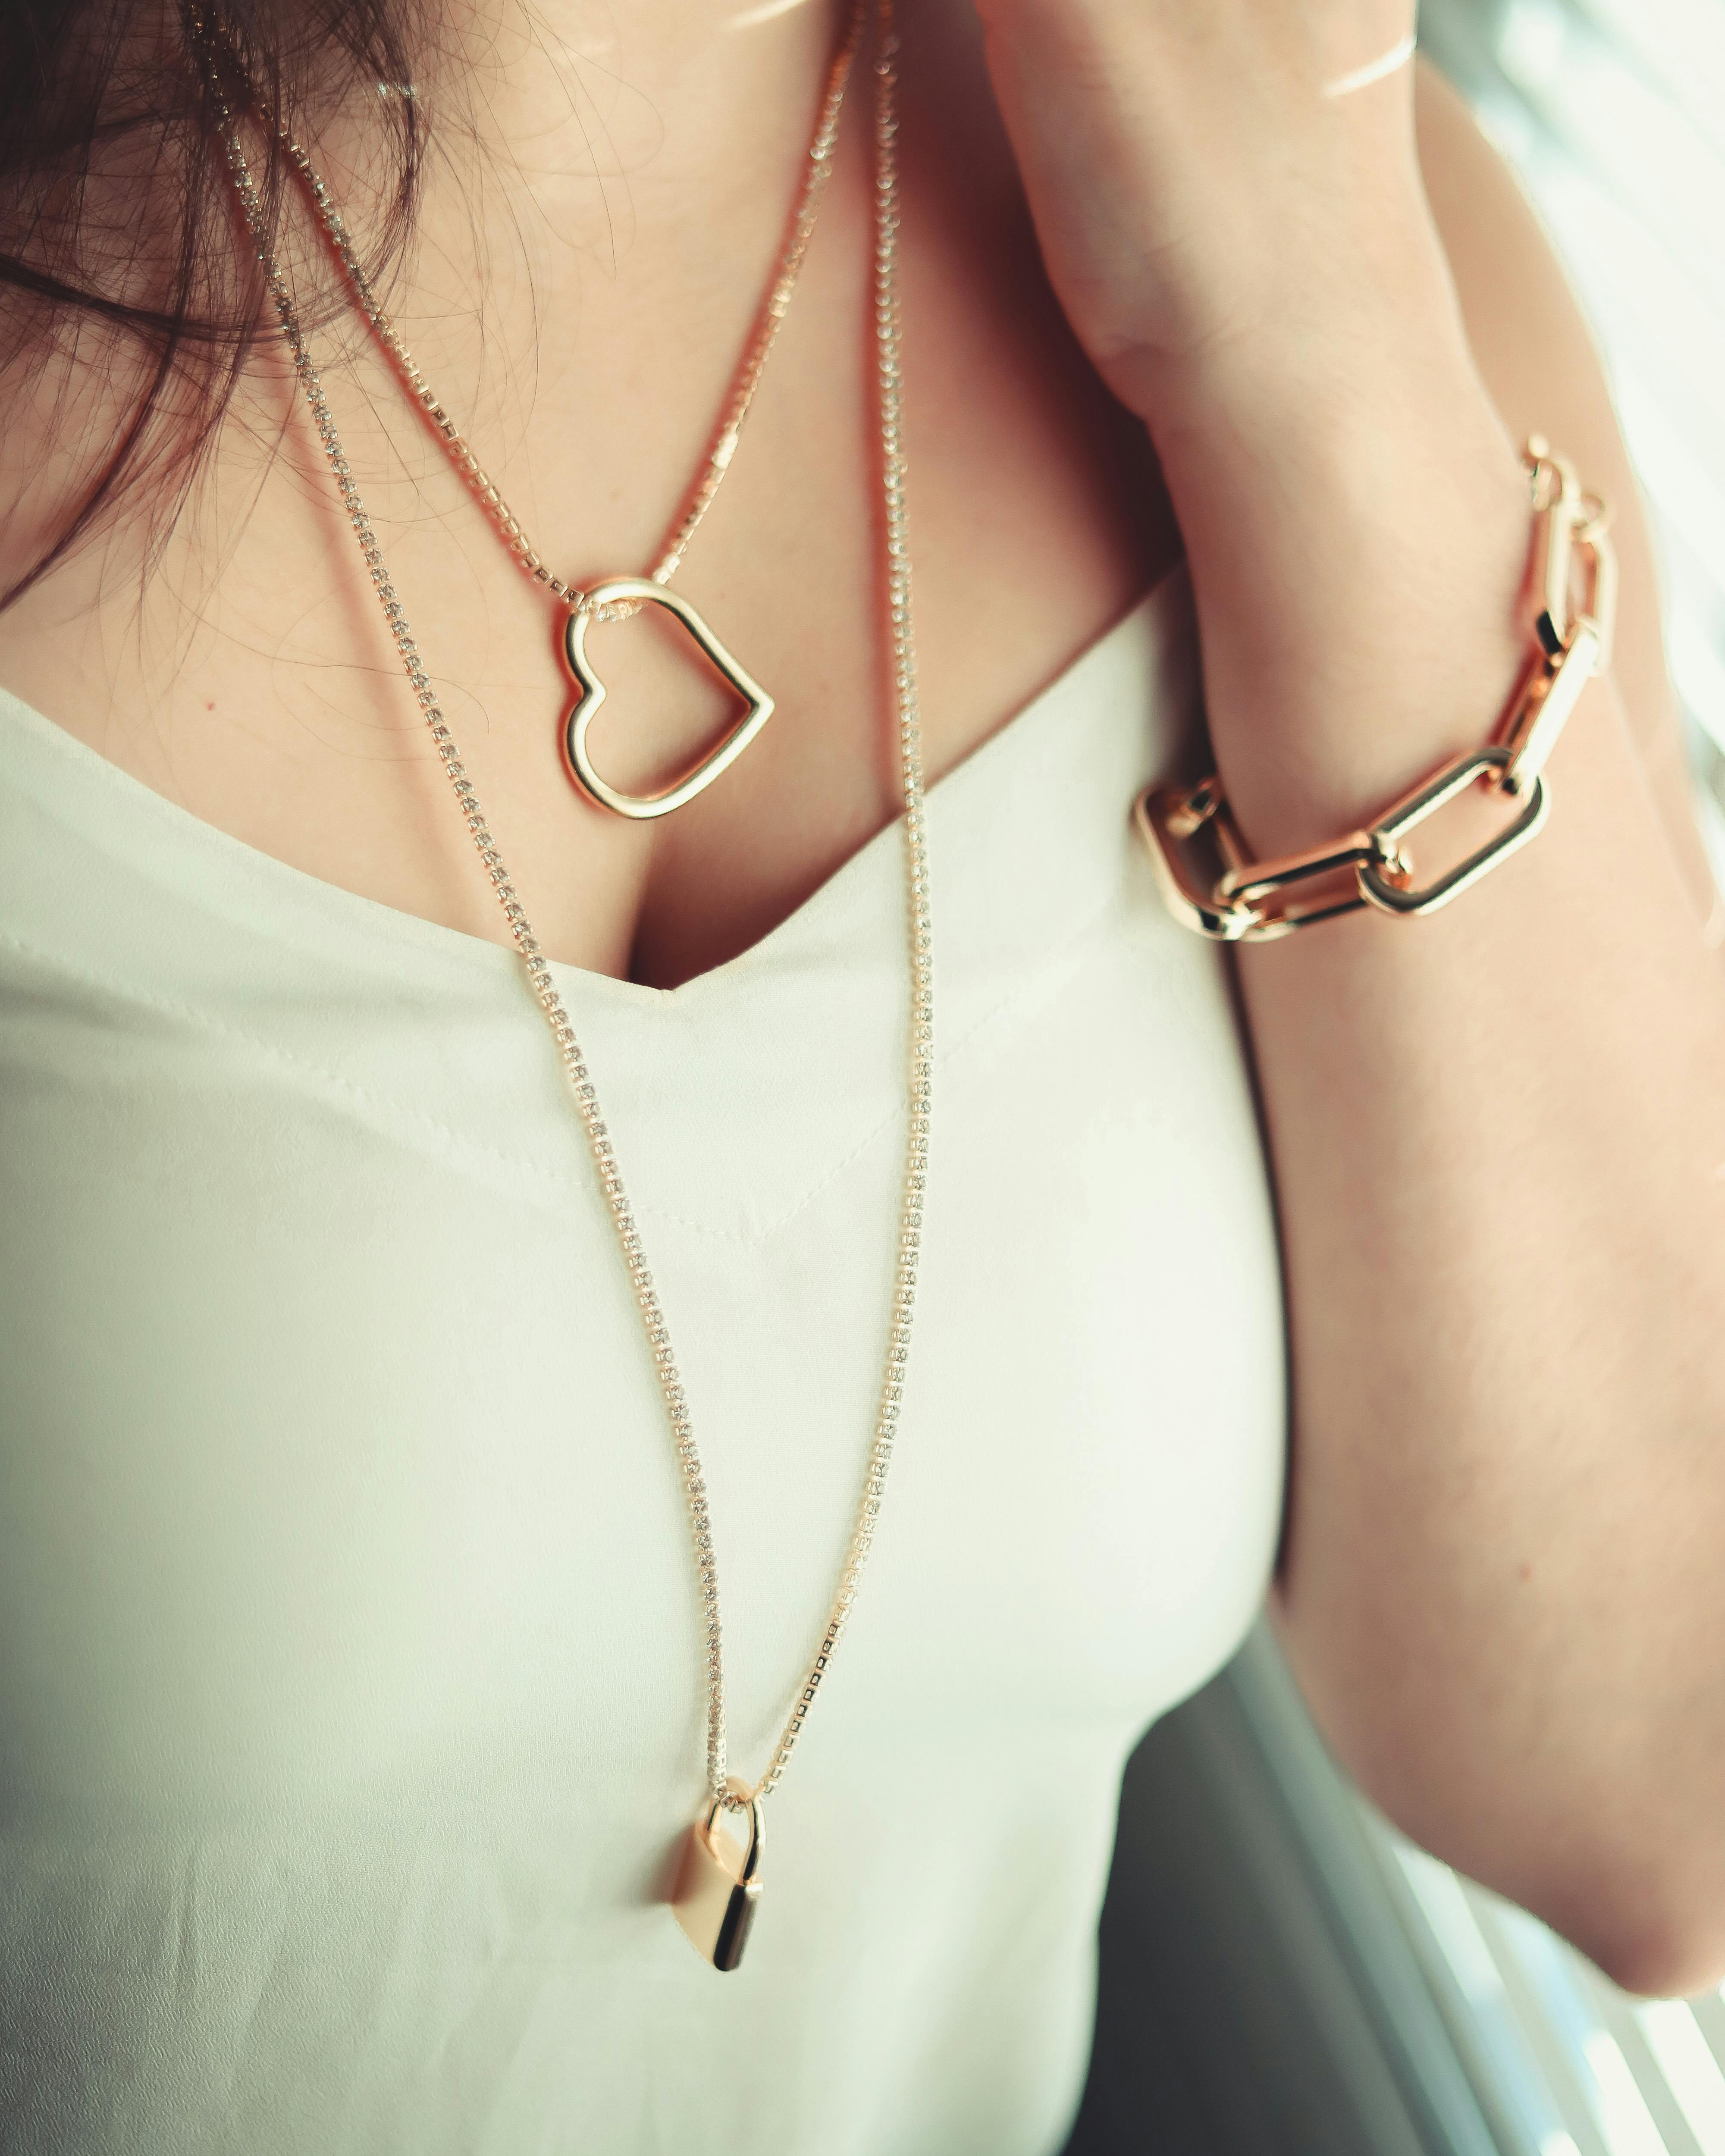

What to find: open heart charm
left=562, top=577, right=775, bottom=821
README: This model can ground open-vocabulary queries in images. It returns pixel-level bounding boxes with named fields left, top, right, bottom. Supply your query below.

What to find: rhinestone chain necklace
left=190, top=0, right=929, bottom=1949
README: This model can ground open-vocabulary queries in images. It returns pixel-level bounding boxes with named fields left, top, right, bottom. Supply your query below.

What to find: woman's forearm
left=976, top=0, right=1725, bottom=1993
left=1250, top=681, right=1725, bottom=1999
left=1188, top=390, right=1725, bottom=1995
left=1134, top=178, right=1725, bottom=2007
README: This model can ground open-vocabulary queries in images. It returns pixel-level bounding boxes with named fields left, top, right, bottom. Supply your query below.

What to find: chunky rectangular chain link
left=1136, top=440, right=1616, bottom=944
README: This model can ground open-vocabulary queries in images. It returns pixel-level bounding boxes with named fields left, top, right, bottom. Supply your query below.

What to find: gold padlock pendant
left=672, top=1777, right=764, bottom=1973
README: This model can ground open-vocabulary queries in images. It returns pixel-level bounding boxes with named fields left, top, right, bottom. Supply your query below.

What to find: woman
left=0, top=0, right=1721, bottom=2148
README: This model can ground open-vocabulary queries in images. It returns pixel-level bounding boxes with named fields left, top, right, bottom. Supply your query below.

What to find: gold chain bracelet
left=1135, top=439, right=1617, bottom=943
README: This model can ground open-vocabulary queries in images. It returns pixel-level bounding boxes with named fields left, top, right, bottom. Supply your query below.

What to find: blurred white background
left=1422, top=0, right=1725, bottom=865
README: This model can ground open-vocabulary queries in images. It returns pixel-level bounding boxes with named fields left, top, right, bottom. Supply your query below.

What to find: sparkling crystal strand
left=753, top=0, right=925, bottom=1806
left=191, top=0, right=928, bottom=1824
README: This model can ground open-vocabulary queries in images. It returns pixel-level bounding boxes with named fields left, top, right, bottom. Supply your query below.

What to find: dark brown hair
left=0, top=0, right=426, bottom=608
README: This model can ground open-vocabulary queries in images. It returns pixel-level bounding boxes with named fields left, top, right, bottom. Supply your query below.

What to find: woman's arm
left=1413, top=64, right=1716, bottom=918
left=975, top=0, right=1725, bottom=1996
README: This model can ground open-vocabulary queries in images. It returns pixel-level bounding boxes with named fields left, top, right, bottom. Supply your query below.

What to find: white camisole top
left=0, top=565, right=1285, bottom=2156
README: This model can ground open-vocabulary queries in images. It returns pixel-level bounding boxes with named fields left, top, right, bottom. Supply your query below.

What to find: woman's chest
left=0, top=936, right=1283, bottom=1822
left=0, top=604, right=1282, bottom=1817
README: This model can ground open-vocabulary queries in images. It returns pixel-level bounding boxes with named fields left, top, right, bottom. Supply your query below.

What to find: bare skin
left=0, top=0, right=1174, bottom=988
left=1, top=0, right=1722, bottom=1994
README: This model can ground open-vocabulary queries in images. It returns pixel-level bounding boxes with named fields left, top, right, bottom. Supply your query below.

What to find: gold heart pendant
left=562, top=578, right=775, bottom=821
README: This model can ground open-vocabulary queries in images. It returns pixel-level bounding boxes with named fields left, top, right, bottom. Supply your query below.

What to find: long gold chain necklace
left=260, top=3, right=863, bottom=820
left=189, top=0, right=928, bottom=1973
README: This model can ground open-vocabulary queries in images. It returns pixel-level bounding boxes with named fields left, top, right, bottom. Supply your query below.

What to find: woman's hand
left=972, top=0, right=1415, bottom=389
left=971, top=0, right=1532, bottom=852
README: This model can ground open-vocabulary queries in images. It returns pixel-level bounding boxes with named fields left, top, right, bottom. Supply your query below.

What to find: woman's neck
left=440, top=0, right=851, bottom=255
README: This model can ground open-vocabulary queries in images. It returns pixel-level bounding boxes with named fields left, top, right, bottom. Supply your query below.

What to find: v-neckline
left=0, top=565, right=1189, bottom=1009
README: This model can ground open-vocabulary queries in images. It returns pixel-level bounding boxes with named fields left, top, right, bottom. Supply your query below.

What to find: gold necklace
left=189, top=0, right=929, bottom=1974
left=266, top=5, right=865, bottom=821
